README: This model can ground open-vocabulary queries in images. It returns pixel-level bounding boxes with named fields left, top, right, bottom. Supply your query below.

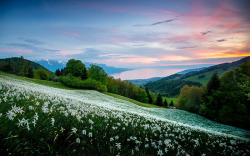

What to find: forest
left=175, top=60, right=250, bottom=130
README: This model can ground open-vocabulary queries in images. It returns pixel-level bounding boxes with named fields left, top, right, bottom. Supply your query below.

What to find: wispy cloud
left=133, top=18, right=176, bottom=27
left=19, top=38, right=44, bottom=45
left=151, top=19, right=176, bottom=26
left=200, top=31, right=211, bottom=36
left=217, top=39, right=226, bottom=42
left=64, top=31, right=82, bottom=38
left=176, top=46, right=197, bottom=49
left=7, top=43, right=60, bottom=54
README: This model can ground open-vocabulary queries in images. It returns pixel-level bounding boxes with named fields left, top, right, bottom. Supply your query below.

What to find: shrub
left=34, top=69, right=50, bottom=80
left=58, top=75, right=107, bottom=92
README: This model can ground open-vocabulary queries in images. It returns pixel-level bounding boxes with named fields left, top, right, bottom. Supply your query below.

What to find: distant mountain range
left=34, top=60, right=131, bottom=75
left=176, top=67, right=208, bottom=74
left=128, top=67, right=208, bottom=86
left=144, top=56, right=250, bottom=97
left=128, top=77, right=163, bottom=87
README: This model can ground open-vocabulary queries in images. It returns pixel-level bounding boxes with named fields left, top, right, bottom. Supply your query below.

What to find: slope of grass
left=0, top=71, right=72, bottom=90
left=162, top=97, right=176, bottom=106
left=1, top=74, right=250, bottom=155
left=104, top=92, right=160, bottom=108
left=0, top=72, right=159, bottom=108
left=183, top=69, right=225, bottom=85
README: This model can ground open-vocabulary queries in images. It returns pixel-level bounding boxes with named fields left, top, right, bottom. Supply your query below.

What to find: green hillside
left=0, top=57, right=50, bottom=71
left=183, top=69, right=225, bottom=84
left=145, top=56, right=250, bottom=96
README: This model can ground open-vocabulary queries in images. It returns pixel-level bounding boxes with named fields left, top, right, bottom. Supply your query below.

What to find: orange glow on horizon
left=198, top=51, right=250, bottom=59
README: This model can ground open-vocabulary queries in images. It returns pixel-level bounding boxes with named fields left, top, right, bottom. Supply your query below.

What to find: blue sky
left=0, top=0, right=250, bottom=68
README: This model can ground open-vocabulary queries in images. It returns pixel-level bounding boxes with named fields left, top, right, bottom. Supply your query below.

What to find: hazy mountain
left=35, top=60, right=131, bottom=75
left=176, top=67, right=208, bottom=74
left=127, top=77, right=163, bottom=86
left=34, top=60, right=66, bottom=72
left=128, top=67, right=207, bottom=86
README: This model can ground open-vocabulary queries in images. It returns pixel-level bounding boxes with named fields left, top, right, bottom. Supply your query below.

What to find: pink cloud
left=64, top=31, right=82, bottom=38
left=0, top=48, right=33, bottom=53
left=118, top=57, right=159, bottom=64
left=56, top=51, right=82, bottom=56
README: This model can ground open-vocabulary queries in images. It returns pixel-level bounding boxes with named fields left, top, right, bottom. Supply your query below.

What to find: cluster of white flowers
left=0, top=75, right=250, bottom=155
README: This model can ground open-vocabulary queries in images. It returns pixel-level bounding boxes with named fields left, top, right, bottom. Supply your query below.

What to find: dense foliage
left=64, top=59, right=87, bottom=80
left=145, top=79, right=202, bottom=97
left=107, top=76, right=150, bottom=103
left=87, top=64, right=108, bottom=85
left=176, top=60, right=250, bottom=130
left=58, top=74, right=107, bottom=92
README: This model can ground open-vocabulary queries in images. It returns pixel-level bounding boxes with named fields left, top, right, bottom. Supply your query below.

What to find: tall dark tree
left=163, top=99, right=168, bottom=108
left=156, top=93, right=163, bottom=106
left=145, top=87, right=153, bottom=104
left=169, top=100, right=174, bottom=107
left=55, top=69, right=61, bottom=76
left=27, top=66, right=34, bottom=78
left=207, top=71, right=220, bottom=95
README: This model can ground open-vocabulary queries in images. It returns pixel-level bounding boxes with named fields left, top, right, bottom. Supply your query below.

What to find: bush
left=58, top=75, right=107, bottom=92
left=34, top=69, right=50, bottom=80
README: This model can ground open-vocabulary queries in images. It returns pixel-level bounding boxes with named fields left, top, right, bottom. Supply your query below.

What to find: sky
left=0, top=0, right=250, bottom=69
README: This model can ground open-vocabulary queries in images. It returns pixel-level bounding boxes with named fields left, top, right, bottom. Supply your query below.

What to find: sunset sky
left=0, top=0, right=250, bottom=68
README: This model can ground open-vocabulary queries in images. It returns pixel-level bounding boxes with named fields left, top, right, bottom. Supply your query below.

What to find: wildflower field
left=0, top=75, right=249, bottom=155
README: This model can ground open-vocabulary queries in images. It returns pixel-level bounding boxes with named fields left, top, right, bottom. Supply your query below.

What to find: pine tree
left=27, top=66, right=34, bottom=78
left=169, top=100, right=174, bottom=107
left=207, top=71, right=220, bottom=95
left=156, top=93, right=163, bottom=106
left=145, top=87, right=153, bottom=104
left=55, top=69, right=61, bottom=76
left=163, top=99, right=168, bottom=107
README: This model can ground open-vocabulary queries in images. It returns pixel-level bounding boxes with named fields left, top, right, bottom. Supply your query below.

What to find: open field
left=0, top=74, right=249, bottom=155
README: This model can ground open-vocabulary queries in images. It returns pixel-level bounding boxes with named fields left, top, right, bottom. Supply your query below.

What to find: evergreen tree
left=156, top=93, right=163, bottom=106
left=145, top=87, right=153, bottom=104
left=207, top=71, right=220, bottom=95
left=27, top=66, right=34, bottom=78
left=163, top=99, right=168, bottom=108
left=169, top=100, right=174, bottom=107
left=55, top=69, right=61, bottom=76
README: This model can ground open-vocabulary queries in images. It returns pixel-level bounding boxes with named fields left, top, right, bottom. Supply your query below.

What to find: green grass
left=0, top=71, right=160, bottom=108
left=104, top=92, right=161, bottom=108
left=183, top=69, right=225, bottom=85
left=162, top=97, right=176, bottom=105
left=0, top=71, right=73, bottom=90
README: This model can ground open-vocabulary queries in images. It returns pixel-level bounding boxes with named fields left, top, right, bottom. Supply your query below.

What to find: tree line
left=176, top=60, right=250, bottom=130
left=56, top=59, right=173, bottom=106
